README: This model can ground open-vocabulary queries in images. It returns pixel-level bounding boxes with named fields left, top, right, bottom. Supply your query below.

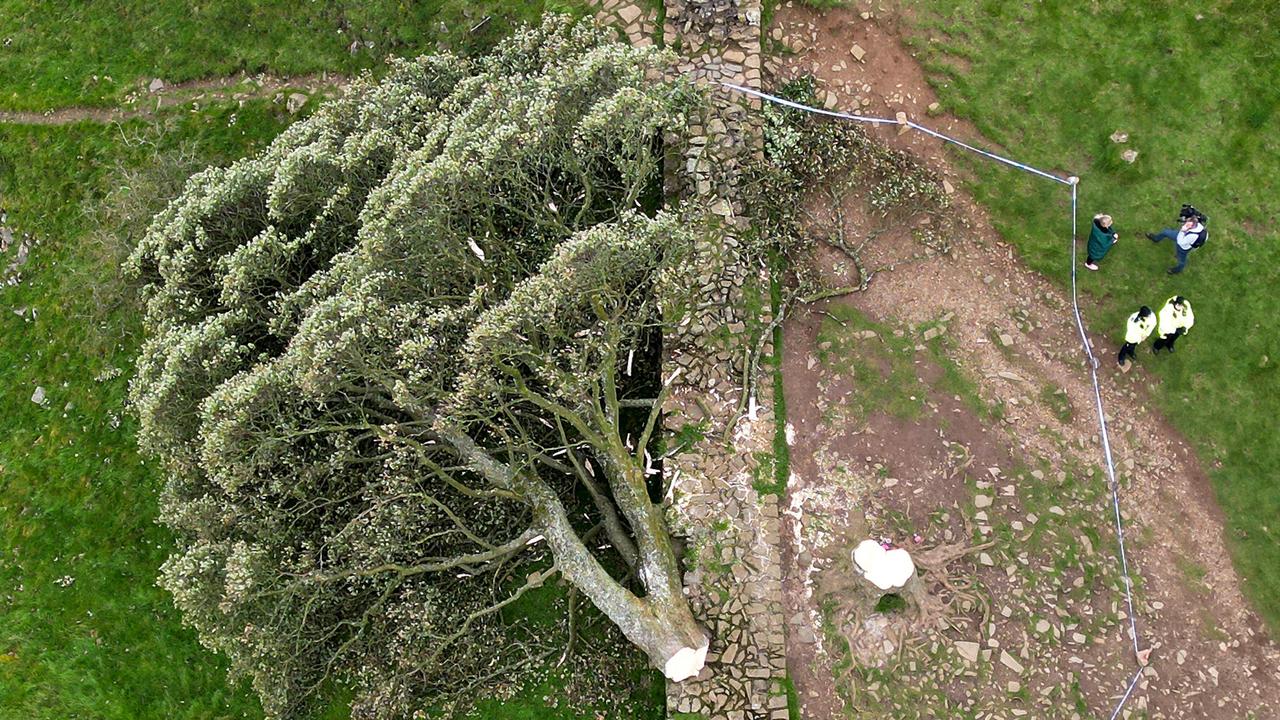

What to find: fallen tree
left=128, top=17, right=707, bottom=718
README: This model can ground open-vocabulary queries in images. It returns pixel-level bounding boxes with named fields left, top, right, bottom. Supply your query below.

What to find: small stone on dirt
left=943, top=179, right=955, bottom=194
left=850, top=44, right=866, bottom=62
left=1035, top=619, right=1051, bottom=633
left=148, top=78, right=165, bottom=93
left=974, top=494, right=992, bottom=508
left=1049, top=505, right=1066, bottom=516
left=998, top=333, right=1014, bottom=347
left=955, top=641, right=980, bottom=663
left=1000, top=650, right=1024, bottom=674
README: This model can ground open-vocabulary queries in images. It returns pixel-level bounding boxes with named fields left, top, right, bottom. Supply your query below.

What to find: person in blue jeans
left=1146, top=205, right=1207, bottom=274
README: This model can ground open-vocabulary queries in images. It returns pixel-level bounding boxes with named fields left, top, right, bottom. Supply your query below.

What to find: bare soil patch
left=769, top=4, right=1280, bottom=719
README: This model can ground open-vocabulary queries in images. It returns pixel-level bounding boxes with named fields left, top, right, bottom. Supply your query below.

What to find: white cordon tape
left=718, top=81, right=1146, bottom=719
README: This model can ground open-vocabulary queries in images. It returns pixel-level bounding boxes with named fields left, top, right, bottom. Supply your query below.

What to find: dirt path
left=770, top=5, right=1279, bottom=719
left=0, top=73, right=347, bottom=126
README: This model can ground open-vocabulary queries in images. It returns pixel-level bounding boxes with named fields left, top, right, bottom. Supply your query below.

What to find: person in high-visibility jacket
left=1153, top=296, right=1194, bottom=353
left=1118, top=305, right=1156, bottom=368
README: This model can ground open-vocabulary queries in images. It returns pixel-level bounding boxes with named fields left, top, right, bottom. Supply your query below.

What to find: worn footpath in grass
left=814, top=304, right=994, bottom=427
left=0, top=101, right=662, bottom=718
left=0, top=0, right=593, bottom=112
left=901, top=0, right=1280, bottom=630
left=812, top=313, right=1139, bottom=718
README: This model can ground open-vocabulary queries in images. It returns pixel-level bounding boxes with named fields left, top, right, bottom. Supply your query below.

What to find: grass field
left=0, top=0, right=592, bottom=111
left=901, top=0, right=1280, bottom=628
left=0, top=109, right=284, bottom=720
left=0, top=5, right=661, bottom=718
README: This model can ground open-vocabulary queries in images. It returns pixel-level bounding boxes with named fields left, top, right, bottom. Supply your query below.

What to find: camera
left=1179, top=203, right=1205, bottom=223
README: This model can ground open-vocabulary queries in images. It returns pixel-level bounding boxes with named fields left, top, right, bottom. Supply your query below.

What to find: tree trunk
left=448, top=428, right=709, bottom=679
left=529, top=472, right=709, bottom=680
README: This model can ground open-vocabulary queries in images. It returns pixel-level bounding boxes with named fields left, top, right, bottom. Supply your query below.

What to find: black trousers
left=1118, top=342, right=1138, bottom=364
left=1153, top=328, right=1185, bottom=352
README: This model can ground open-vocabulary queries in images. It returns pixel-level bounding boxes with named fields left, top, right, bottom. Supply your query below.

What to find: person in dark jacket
left=1085, top=214, right=1118, bottom=271
left=1146, top=205, right=1207, bottom=275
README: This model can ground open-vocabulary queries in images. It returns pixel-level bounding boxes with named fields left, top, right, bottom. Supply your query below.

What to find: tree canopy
left=128, top=17, right=708, bottom=718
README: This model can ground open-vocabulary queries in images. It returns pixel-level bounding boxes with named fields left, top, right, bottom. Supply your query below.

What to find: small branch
left=618, top=398, right=657, bottom=408
left=425, top=565, right=559, bottom=667
left=557, top=586, right=581, bottom=666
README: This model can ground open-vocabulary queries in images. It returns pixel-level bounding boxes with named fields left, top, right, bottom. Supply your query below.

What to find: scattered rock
left=1110, top=130, right=1129, bottom=143
left=999, top=650, right=1024, bottom=674
left=287, top=93, right=309, bottom=114
left=998, top=333, right=1014, bottom=347
left=1121, top=149, right=1139, bottom=163
left=943, top=179, right=955, bottom=194
left=955, top=640, right=980, bottom=663
left=975, top=494, right=992, bottom=508
left=1035, top=619, right=1051, bottom=633
left=148, top=78, right=165, bottom=93
left=850, top=44, right=866, bottom=62
left=31, top=386, right=46, bottom=405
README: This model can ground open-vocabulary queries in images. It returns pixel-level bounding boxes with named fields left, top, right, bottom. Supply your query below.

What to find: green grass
left=902, top=0, right=1280, bottom=631
left=760, top=263, right=791, bottom=497
left=0, top=0, right=593, bottom=111
left=0, top=109, right=287, bottom=720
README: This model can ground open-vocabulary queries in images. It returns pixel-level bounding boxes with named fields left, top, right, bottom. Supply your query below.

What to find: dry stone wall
left=587, top=2, right=787, bottom=716
left=592, top=0, right=659, bottom=47
left=661, top=2, right=788, bottom=719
